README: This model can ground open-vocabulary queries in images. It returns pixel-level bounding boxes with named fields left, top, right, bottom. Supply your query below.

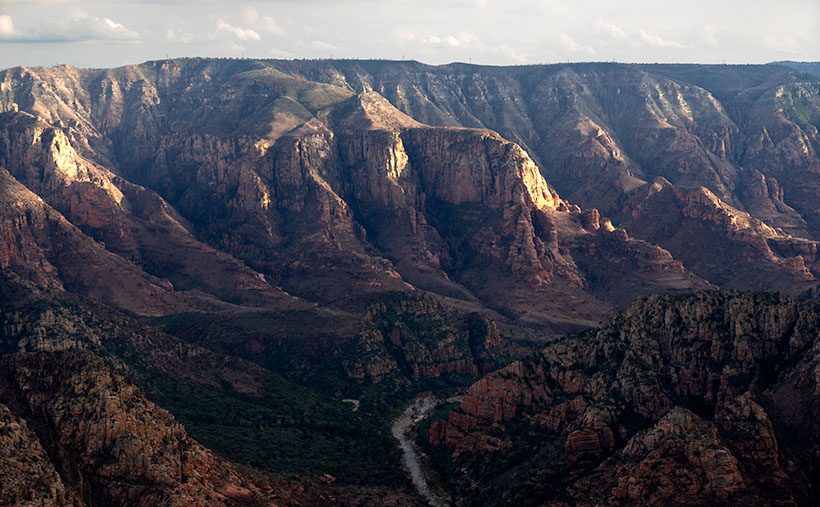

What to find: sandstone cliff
left=0, top=110, right=299, bottom=311
left=612, top=176, right=820, bottom=292
left=428, top=291, right=820, bottom=505
left=1, top=59, right=820, bottom=505
left=278, top=61, right=820, bottom=292
left=0, top=349, right=284, bottom=506
left=0, top=60, right=715, bottom=332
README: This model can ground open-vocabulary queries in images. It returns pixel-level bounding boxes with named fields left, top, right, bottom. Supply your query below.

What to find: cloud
left=496, top=45, right=527, bottom=63
left=0, top=13, right=139, bottom=42
left=165, top=26, right=193, bottom=44
left=594, top=18, right=627, bottom=40
left=558, top=34, right=595, bottom=54
left=763, top=34, right=800, bottom=54
left=242, top=6, right=260, bottom=25
left=0, top=0, right=68, bottom=4
left=259, top=16, right=284, bottom=35
left=639, top=29, right=687, bottom=49
left=242, top=6, right=284, bottom=35
left=702, top=25, right=719, bottom=47
left=303, top=39, right=338, bottom=51
left=417, top=31, right=481, bottom=49
left=214, top=18, right=260, bottom=41
left=269, top=47, right=295, bottom=58
left=0, top=15, right=15, bottom=37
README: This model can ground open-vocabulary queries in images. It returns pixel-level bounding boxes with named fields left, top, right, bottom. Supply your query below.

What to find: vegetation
left=136, top=368, right=406, bottom=483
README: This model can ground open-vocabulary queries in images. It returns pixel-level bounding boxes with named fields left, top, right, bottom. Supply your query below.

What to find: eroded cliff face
left=0, top=111, right=299, bottom=312
left=612, top=177, right=820, bottom=292
left=0, top=400, right=80, bottom=506
left=1, top=59, right=820, bottom=505
left=0, top=167, right=210, bottom=315
left=427, top=291, right=820, bottom=505
left=0, top=349, right=336, bottom=506
left=0, top=61, right=714, bottom=331
left=277, top=61, right=820, bottom=292
left=343, top=293, right=509, bottom=382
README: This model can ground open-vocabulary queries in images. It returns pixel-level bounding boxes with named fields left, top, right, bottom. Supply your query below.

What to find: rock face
left=612, top=177, right=820, bottom=292
left=0, top=401, right=79, bottom=506
left=0, top=59, right=717, bottom=334
left=0, top=349, right=279, bottom=506
left=277, top=60, right=820, bottom=293
left=0, top=270, right=270, bottom=397
left=0, top=270, right=430, bottom=506
left=428, top=291, right=820, bottom=505
left=343, top=293, right=509, bottom=382
left=0, top=111, right=299, bottom=312
left=1, top=59, right=816, bottom=329
left=0, top=166, right=204, bottom=316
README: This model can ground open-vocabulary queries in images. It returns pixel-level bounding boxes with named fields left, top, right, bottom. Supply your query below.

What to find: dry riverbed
left=391, top=395, right=461, bottom=507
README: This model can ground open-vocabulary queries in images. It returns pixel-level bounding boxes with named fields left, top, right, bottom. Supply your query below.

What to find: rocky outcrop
left=1, top=59, right=819, bottom=505
left=0, top=348, right=405, bottom=506
left=0, top=270, right=272, bottom=398
left=331, top=96, right=706, bottom=329
left=0, top=111, right=298, bottom=311
left=0, top=270, right=432, bottom=506
left=428, top=291, right=820, bottom=505
left=0, top=349, right=277, bottom=506
left=0, top=400, right=80, bottom=506
left=560, top=406, right=770, bottom=506
left=612, top=177, right=820, bottom=292
left=0, top=167, right=210, bottom=315
left=343, top=293, right=508, bottom=382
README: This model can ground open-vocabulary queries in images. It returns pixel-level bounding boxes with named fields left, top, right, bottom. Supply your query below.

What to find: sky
left=0, top=0, right=818, bottom=69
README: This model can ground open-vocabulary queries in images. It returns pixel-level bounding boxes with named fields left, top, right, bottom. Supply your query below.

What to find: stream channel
left=391, top=395, right=460, bottom=507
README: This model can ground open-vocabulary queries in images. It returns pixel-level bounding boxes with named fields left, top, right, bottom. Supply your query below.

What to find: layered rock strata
left=429, top=291, right=820, bottom=505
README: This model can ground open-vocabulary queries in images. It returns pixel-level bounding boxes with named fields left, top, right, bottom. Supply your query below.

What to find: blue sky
left=0, top=0, right=818, bottom=69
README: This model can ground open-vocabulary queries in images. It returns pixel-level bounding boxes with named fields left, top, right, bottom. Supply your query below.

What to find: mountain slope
left=0, top=349, right=281, bottom=506
left=0, top=59, right=716, bottom=332
left=426, top=291, right=820, bottom=505
left=277, top=60, right=820, bottom=292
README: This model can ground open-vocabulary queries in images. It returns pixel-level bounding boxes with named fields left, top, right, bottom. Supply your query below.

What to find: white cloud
left=0, top=15, right=15, bottom=37
left=242, top=6, right=260, bottom=25
left=305, top=39, right=338, bottom=51
left=763, top=34, right=800, bottom=54
left=269, top=47, right=295, bottom=58
left=242, top=6, right=284, bottom=35
left=496, top=45, right=527, bottom=63
left=639, top=29, right=687, bottom=49
left=0, top=13, right=139, bottom=42
left=95, top=17, right=138, bottom=40
left=594, top=17, right=627, bottom=40
left=165, top=26, right=193, bottom=44
left=215, top=18, right=260, bottom=41
left=558, top=34, right=595, bottom=54
left=418, top=31, right=481, bottom=49
left=702, top=25, right=719, bottom=46
left=259, top=16, right=283, bottom=35
left=0, top=0, right=68, bottom=4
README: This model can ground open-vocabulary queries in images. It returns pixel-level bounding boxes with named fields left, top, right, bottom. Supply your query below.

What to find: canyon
left=0, top=58, right=819, bottom=505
